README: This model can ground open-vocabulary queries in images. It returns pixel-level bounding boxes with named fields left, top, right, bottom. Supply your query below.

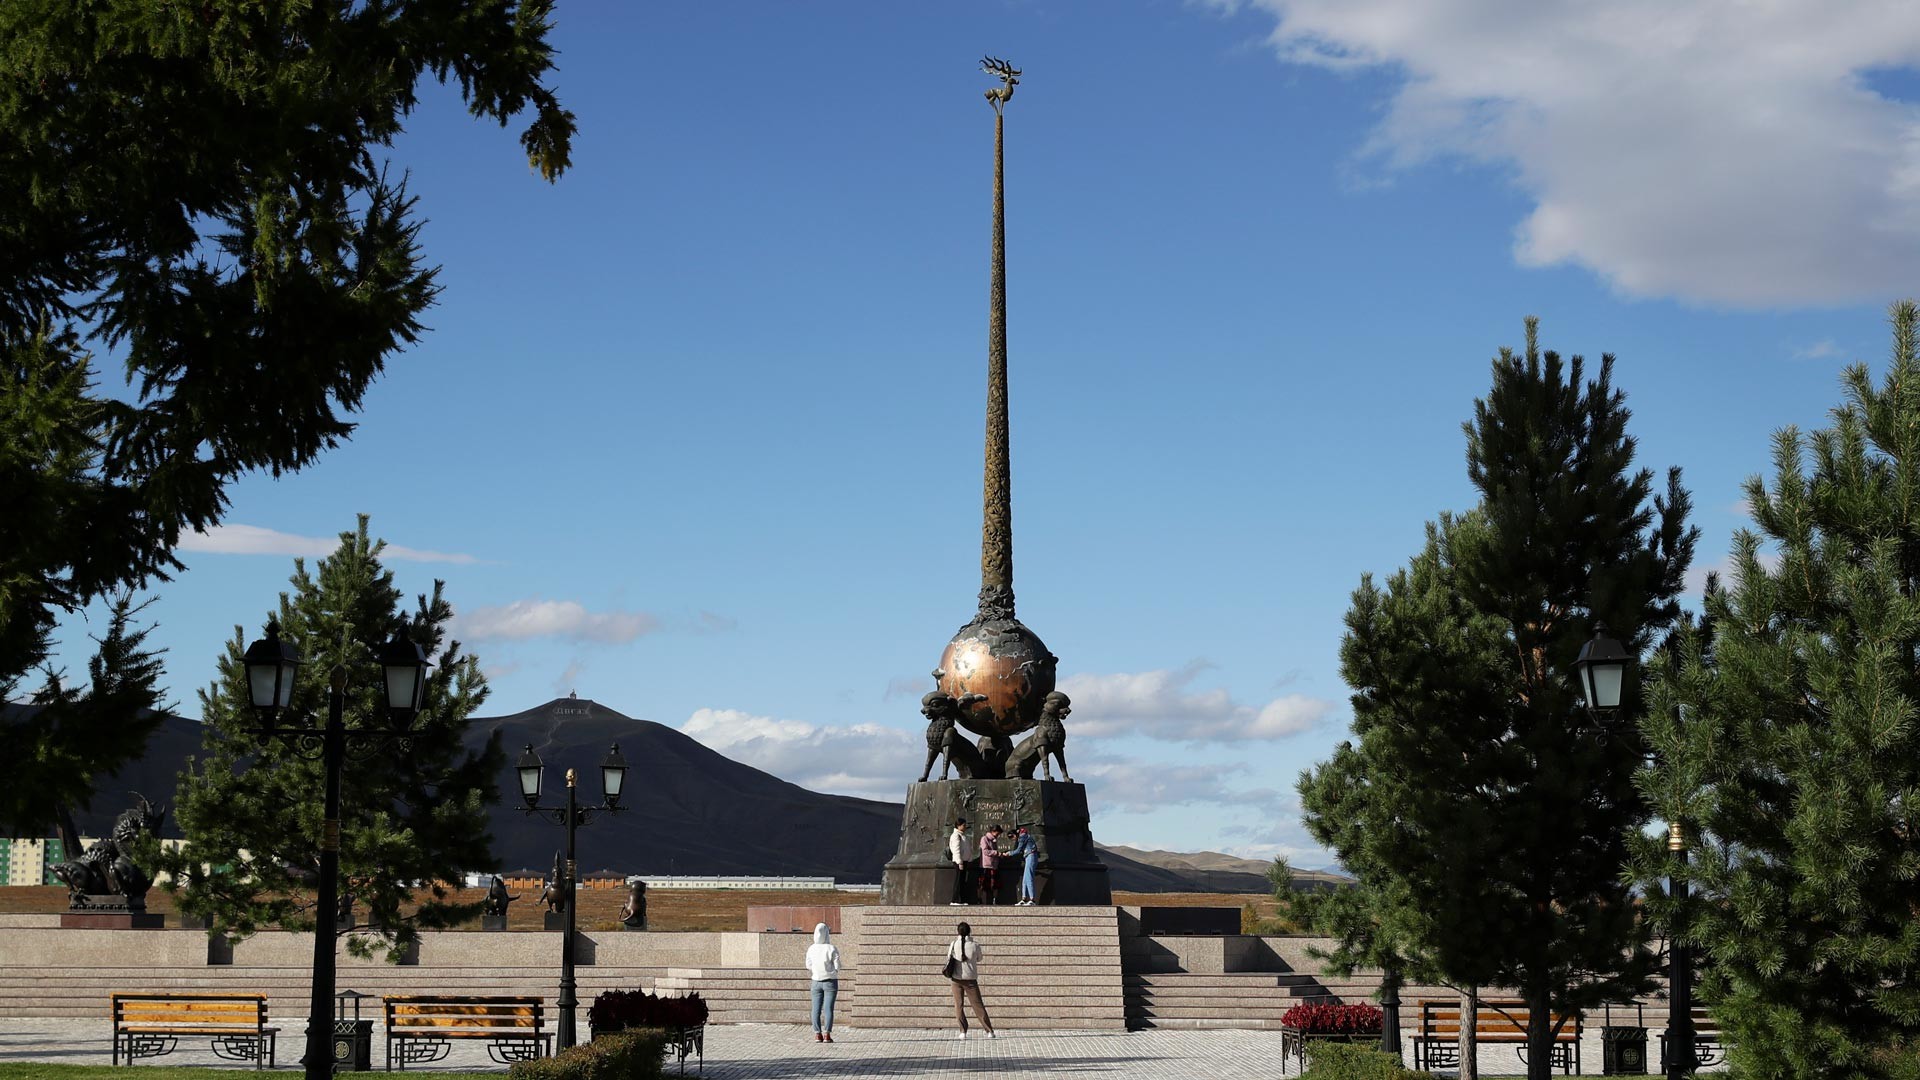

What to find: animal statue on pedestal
left=538, top=851, right=569, bottom=915
left=51, top=794, right=166, bottom=911
left=619, top=879, right=648, bottom=929
left=482, top=875, right=519, bottom=917
left=919, top=691, right=988, bottom=781
left=1010, top=692, right=1073, bottom=782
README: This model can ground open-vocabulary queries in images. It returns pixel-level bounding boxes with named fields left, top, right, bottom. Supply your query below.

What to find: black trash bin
left=332, top=989, right=374, bottom=1072
left=1601, top=1001, right=1649, bottom=1075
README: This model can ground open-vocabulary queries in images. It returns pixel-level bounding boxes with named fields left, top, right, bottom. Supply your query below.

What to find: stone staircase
left=842, top=905, right=1126, bottom=1030
left=1124, top=971, right=1333, bottom=1030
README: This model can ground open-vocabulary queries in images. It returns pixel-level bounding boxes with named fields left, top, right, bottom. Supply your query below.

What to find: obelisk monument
left=881, top=59, right=1111, bottom=906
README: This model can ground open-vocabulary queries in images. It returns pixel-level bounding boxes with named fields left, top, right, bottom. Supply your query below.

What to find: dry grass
left=1, top=885, right=1289, bottom=933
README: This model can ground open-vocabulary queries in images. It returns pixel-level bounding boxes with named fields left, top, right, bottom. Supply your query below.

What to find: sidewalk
left=0, top=1019, right=1299, bottom=1078
left=0, top=1018, right=1717, bottom=1077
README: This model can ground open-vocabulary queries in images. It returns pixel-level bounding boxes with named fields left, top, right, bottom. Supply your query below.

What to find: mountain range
left=30, top=696, right=1346, bottom=893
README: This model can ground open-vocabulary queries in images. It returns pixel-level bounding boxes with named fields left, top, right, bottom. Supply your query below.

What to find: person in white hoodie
left=805, top=922, right=841, bottom=1042
left=946, top=921, right=995, bottom=1039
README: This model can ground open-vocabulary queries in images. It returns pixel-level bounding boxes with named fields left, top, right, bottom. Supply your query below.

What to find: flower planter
left=588, top=989, right=709, bottom=1072
left=1280, top=1029, right=1375, bottom=1071
left=1278, top=1003, right=1385, bottom=1072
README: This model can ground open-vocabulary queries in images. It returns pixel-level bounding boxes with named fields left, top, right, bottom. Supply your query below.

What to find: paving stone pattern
left=0, top=1017, right=1723, bottom=1077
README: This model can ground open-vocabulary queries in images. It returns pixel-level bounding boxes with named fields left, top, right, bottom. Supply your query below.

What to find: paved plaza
left=0, top=1017, right=1717, bottom=1078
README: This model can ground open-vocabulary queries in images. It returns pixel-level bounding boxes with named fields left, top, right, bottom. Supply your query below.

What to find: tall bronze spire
left=979, top=55, right=1021, bottom=620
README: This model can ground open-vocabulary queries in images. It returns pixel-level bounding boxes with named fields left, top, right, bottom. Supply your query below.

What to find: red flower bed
left=1281, top=1002, right=1383, bottom=1035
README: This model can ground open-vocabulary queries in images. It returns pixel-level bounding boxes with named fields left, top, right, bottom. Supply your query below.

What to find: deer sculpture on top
left=982, top=56, right=1020, bottom=113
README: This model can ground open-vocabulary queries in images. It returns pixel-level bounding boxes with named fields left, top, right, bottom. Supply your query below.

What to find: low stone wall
left=0, top=924, right=840, bottom=973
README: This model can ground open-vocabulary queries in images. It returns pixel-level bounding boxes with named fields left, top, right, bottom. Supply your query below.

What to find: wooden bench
left=1413, top=998, right=1584, bottom=1075
left=383, top=994, right=552, bottom=1069
left=1660, top=1005, right=1725, bottom=1070
left=111, top=992, right=278, bottom=1068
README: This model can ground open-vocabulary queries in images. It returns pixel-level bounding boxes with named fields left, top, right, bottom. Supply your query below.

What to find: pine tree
left=1634, top=302, right=1920, bottom=1079
left=1304, top=514, right=1519, bottom=1079
left=157, top=517, right=501, bottom=959
left=0, top=319, right=106, bottom=702
left=0, top=0, right=573, bottom=733
left=0, top=594, right=169, bottom=855
left=1308, top=321, right=1696, bottom=1080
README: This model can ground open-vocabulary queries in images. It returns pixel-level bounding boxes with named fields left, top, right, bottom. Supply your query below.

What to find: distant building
left=626, top=875, right=836, bottom=891
left=1, top=836, right=195, bottom=886
left=2, top=838, right=66, bottom=886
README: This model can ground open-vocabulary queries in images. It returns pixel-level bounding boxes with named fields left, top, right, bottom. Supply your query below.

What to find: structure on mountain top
left=882, top=58, right=1110, bottom=906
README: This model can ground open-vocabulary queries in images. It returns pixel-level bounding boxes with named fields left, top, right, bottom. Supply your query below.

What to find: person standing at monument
left=1007, top=824, right=1039, bottom=905
left=946, top=921, right=995, bottom=1039
left=804, top=922, right=840, bottom=1043
left=978, top=824, right=1005, bottom=904
left=948, top=819, right=974, bottom=905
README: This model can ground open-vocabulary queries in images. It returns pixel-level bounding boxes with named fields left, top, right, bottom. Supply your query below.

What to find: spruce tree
left=1634, top=302, right=1920, bottom=1079
left=0, top=0, right=573, bottom=735
left=1, top=594, right=169, bottom=855
left=157, top=517, right=501, bottom=959
left=1309, top=322, right=1696, bottom=1080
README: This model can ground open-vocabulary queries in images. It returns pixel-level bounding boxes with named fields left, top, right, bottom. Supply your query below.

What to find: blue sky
left=43, top=0, right=1920, bottom=869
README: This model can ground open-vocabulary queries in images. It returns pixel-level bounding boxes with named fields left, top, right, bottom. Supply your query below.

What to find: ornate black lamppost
left=242, top=622, right=429, bottom=1080
left=516, top=743, right=627, bottom=1050
left=1665, top=820, right=1695, bottom=1079
left=1378, top=964, right=1404, bottom=1057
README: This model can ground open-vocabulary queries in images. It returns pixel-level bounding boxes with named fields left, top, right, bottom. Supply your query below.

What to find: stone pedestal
left=881, top=779, right=1109, bottom=905
left=543, top=911, right=568, bottom=931
left=621, top=921, right=647, bottom=932
left=60, top=911, right=164, bottom=929
left=480, top=915, right=508, bottom=931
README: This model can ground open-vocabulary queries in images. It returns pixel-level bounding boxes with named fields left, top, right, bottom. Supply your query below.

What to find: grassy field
left=0, top=886, right=1290, bottom=933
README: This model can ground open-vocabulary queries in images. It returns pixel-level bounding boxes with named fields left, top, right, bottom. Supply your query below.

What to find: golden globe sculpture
left=935, top=609, right=1056, bottom=740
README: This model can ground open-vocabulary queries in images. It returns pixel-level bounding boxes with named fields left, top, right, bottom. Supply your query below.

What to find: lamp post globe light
left=1571, top=622, right=1632, bottom=713
left=518, top=741, right=628, bottom=1049
left=242, top=620, right=430, bottom=1080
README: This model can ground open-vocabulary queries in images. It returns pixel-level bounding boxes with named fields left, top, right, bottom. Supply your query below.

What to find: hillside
left=9, top=697, right=1321, bottom=892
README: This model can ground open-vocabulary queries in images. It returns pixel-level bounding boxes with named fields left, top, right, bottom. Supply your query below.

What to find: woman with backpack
left=944, top=921, right=995, bottom=1040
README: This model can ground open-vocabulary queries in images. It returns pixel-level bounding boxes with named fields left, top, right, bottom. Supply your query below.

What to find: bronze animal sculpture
left=538, top=851, right=569, bottom=915
left=1011, top=692, right=1073, bottom=781
left=619, top=878, right=647, bottom=929
left=1035, top=691, right=1071, bottom=781
left=982, top=56, right=1020, bottom=112
left=919, top=691, right=988, bottom=781
left=52, top=793, right=166, bottom=911
left=482, top=875, right=519, bottom=917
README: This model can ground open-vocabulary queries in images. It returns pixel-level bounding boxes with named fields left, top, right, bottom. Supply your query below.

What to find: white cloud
left=1218, top=1, right=1920, bottom=307
left=676, top=707, right=1306, bottom=822
left=1077, top=757, right=1288, bottom=815
left=883, top=675, right=931, bottom=701
left=1684, top=550, right=1783, bottom=594
left=552, top=658, right=587, bottom=696
left=680, top=708, right=921, bottom=801
left=179, top=523, right=480, bottom=563
left=457, top=600, right=660, bottom=643
left=1057, top=663, right=1334, bottom=742
left=1792, top=339, right=1845, bottom=361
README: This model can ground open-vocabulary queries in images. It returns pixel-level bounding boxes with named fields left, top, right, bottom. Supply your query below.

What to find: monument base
left=61, top=911, right=164, bottom=929
left=621, top=921, right=647, bottom=932
left=480, top=915, right=508, bottom=932
left=543, top=912, right=568, bottom=931
left=882, top=779, right=1110, bottom=906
